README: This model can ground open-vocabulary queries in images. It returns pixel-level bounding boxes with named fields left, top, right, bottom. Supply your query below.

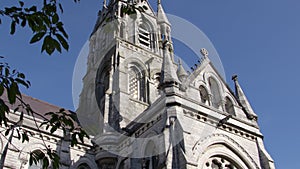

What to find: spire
left=232, top=75, right=257, bottom=120
left=157, top=0, right=170, bottom=25
left=177, top=59, right=188, bottom=82
left=161, top=41, right=179, bottom=84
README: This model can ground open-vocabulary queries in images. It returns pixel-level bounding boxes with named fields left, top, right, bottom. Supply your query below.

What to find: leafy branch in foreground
left=0, top=59, right=89, bottom=169
left=0, top=0, right=80, bottom=55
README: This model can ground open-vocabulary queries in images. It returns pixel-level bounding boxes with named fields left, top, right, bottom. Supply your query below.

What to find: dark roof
left=1, top=91, right=70, bottom=120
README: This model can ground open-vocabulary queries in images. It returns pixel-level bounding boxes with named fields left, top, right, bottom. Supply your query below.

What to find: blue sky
left=1, top=0, right=299, bottom=168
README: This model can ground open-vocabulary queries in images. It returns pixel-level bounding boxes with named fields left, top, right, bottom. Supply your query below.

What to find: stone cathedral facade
left=0, top=0, right=275, bottom=169
left=76, top=0, right=275, bottom=169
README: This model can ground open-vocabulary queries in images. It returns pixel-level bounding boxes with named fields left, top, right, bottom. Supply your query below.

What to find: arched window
left=199, top=85, right=209, bottom=105
left=225, top=97, right=235, bottom=116
left=128, top=65, right=146, bottom=102
left=96, top=67, right=110, bottom=115
left=120, top=22, right=126, bottom=39
left=209, top=77, right=222, bottom=109
left=138, top=21, right=155, bottom=50
left=28, top=150, right=44, bottom=169
left=77, top=163, right=91, bottom=169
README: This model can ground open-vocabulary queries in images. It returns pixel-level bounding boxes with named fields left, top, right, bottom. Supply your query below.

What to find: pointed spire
left=161, top=41, right=179, bottom=84
left=157, top=0, right=170, bottom=25
left=232, top=75, right=257, bottom=120
left=177, top=59, right=188, bottom=82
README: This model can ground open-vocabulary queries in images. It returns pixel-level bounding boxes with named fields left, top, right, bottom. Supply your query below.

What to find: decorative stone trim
left=192, top=133, right=260, bottom=169
left=134, top=114, right=163, bottom=138
left=116, top=114, right=163, bottom=151
left=119, top=40, right=161, bottom=59
left=183, top=110, right=257, bottom=141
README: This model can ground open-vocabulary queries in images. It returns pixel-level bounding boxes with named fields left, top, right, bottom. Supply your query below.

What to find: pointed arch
left=199, top=85, right=210, bottom=106
left=208, top=77, right=222, bottom=109
left=137, top=16, right=156, bottom=50
left=125, top=58, right=149, bottom=103
left=225, top=96, right=236, bottom=116
left=128, top=65, right=146, bottom=101
left=192, top=134, right=259, bottom=169
left=120, top=21, right=126, bottom=39
left=95, top=57, right=111, bottom=116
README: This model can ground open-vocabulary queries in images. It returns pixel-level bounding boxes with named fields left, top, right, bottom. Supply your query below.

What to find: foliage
left=0, top=57, right=89, bottom=169
left=0, top=0, right=80, bottom=55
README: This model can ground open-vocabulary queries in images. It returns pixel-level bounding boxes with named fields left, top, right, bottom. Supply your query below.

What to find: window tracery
left=204, top=157, right=240, bottom=169
left=138, top=21, right=155, bottom=50
left=128, top=65, right=147, bottom=102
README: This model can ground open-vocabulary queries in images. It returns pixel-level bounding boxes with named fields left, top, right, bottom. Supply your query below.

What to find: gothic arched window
left=209, top=77, right=222, bottom=109
left=128, top=65, right=146, bottom=102
left=199, top=85, right=209, bottom=105
left=225, top=97, right=236, bottom=116
left=120, top=22, right=126, bottom=39
left=138, top=21, right=155, bottom=50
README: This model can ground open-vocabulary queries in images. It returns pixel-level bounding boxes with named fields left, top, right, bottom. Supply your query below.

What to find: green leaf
left=22, top=132, right=29, bottom=142
left=52, top=13, right=59, bottom=24
left=4, top=128, right=10, bottom=136
left=52, top=38, right=61, bottom=53
left=19, top=1, right=24, bottom=7
left=50, top=126, right=57, bottom=134
left=15, top=78, right=30, bottom=88
left=55, top=34, right=69, bottom=51
left=42, top=35, right=56, bottom=55
left=56, top=22, right=68, bottom=38
left=7, top=83, right=18, bottom=104
left=10, top=21, right=16, bottom=35
left=58, top=3, right=64, bottom=13
left=18, top=73, right=25, bottom=79
left=21, top=18, right=26, bottom=27
left=29, top=153, right=33, bottom=166
left=42, top=158, right=49, bottom=169
left=30, top=32, right=46, bottom=44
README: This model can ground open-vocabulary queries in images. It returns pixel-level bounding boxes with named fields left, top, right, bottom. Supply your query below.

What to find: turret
left=177, top=59, right=188, bottom=82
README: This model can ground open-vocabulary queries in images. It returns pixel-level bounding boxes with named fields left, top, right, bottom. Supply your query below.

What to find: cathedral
left=76, top=0, right=275, bottom=168
left=0, top=0, right=275, bottom=169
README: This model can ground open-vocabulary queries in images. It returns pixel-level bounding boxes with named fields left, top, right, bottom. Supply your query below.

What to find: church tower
left=76, top=0, right=275, bottom=168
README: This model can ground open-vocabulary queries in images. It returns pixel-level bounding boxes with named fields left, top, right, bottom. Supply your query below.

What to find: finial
left=103, top=0, right=107, bottom=8
left=200, top=48, right=209, bottom=58
left=158, top=0, right=161, bottom=4
left=232, top=74, right=238, bottom=82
